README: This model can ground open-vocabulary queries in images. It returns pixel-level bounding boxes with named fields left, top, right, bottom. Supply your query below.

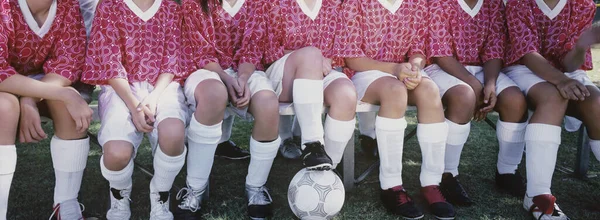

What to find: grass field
left=6, top=50, right=600, bottom=219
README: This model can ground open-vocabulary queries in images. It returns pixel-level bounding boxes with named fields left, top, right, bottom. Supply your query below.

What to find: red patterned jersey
left=338, top=0, right=428, bottom=77
left=428, top=0, right=506, bottom=66
left=259, top=0, right=345, bottom=67
left=181, top=0, right=264, bottom=73
left=505, top=0, right=595, bottom=71
left=0, top=0, right=86, bottom=83
left=82, top=0, right=182, bottom=85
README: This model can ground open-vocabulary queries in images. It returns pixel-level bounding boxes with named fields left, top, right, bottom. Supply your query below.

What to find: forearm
left=108, top=78, right=139, bottom=111
left=237, top=62, right=256, bottom=79
left=522, top=52, right=568, bottom=85
left=562, top=46, right=587, bottom=72
left=203, top=62, right=230, bottom=80
left=482, top=59, right=502, bottom=85
left=408, top=54, right=426, bottom=70
left=434, top=56, right=480, bottom=86
left=0, top=74, right=74, bottom=102
left=345, top=57, right=398, bottom=75
left=150, top=73, right=174, bottom=98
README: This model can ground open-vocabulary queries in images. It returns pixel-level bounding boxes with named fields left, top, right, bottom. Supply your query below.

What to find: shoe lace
left=112, top=191, right=132, bottom=211
left=150, top=200, right=171, bottom=219
left=391, top=187, right=411, bottom=205
left=176, top=187, right=202, bottom=212
left=48, top=201, right=85, bottom=220
left=249, top=186, right=273, bottom=205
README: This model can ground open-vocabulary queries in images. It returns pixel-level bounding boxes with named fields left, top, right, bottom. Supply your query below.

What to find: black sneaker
left=215, top=140, right=250, bottom=160
left=246, top=184, right=273, bottom=220
left=380, top=185, right=424, bottom=219
left=301, top=141, right=333, bottom=171
left=495, top=170, right=526, bottom=197
left=278, top=136, right=302, bottom=160
left=359, top=135, right=378, bottom=159
left=421, top=185, right=456, bottom=220
left=439, top=173, right=473, bottom=206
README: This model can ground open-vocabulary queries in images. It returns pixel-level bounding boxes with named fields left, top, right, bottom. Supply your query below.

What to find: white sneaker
left=523, top=194, right=569, bottom=220
left=106, top=188, right=132, bottom=220
left=49, top=199, right=84, bottom=220
left=150, top=191, right=173, bottom=220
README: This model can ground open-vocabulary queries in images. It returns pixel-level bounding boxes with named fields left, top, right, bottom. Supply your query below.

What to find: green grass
left=6, top=111, right=600, bottom=219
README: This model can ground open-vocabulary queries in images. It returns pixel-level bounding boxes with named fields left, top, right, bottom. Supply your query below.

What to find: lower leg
left=324, top=80, right=357, bottom=167
left=151, top=119, right=187, bottom=192
left=495, top=87, right=528, bottom=174
left=0, top=93, right=19, bottom=219
left=0, top=146, right=17, bottom=219
left=100, top=141, right=135, bottom=190
left=441, top=86, right=475, bottom=176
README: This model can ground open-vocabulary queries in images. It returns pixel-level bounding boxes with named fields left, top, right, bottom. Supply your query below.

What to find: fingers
left=571, top=86, right=585, bottom=101
left=576, top=83, right=590, bottom=97
left=33, top=122, right=47, bottom=140
left=74, top=117, right=83, bottom=133
left=141, top=106, right=156, bottom=123
left=558, top=87, right=569, bottom=99
left=22, top=128, right=34, bottom=143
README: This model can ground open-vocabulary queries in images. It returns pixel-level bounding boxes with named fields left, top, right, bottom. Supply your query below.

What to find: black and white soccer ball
left=287, top=169, right=345, bottom=220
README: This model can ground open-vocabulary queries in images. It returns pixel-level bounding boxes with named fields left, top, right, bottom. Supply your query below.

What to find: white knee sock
left=357, top=111, right=377, bottom=139
left=151, top=146, right=186, bottom=192
left=376, top=116, right=407, bottom=189
left=186, top=115, right=222, bottom=191
left=525, top=123, right=561, bottom=197
left=496, top=120, right=527, bottom=174
left=590, top=139, right=600, bottom=162
left=100, top=156, right=134, bottom=190
left=51, top=136, right=89, bottom=205
left=246, top=137, right=281, bottom=187
left=219, top=115, right=235, bottom=143
left=279, top=115, right=294, bottom=140
left=0, top=145, right=16, bottom=220
left=324, top=115, right=355, bottom=168
left=292, top=79, right=324, bottom=148
left=444, top=119, right=470, bottom=176
left=418, top=123, right=448, bottom=187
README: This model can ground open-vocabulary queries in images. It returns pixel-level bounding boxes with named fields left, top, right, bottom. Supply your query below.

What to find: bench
left=278, top=102, right=594, bottom=191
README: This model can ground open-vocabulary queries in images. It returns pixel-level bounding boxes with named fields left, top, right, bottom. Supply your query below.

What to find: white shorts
left=265, top=52, right=349, bottom=97
left=351, top=70, right=431, bottom=101
left=425, top=64, right=518, bottom=97
left=184, top=68, right=275, bottom=120
left=503, top=65, right=595, bottom=95
left=97, top=82, right=188, bottom=151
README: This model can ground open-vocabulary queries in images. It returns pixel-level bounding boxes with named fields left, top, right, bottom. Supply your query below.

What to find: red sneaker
left=421, top=185, right=455, bottom=220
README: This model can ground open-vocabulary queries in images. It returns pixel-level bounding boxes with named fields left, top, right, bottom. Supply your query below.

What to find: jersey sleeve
left=561, top=0, right=595, bottom=70
left=336, top=0, right=365, bottom=59
left=505, top=1, right=539, bottom=66
left=161, top=3, right=182, bottom=78
left=181, top=0, right=219, bottom=73
left=409, top=0, right=428, bottom=58
left=262, top=1, right=284, bottom=65
left=81, top=2, right=127, bottom=85
left=482, top=0, right=506, bottom=63
left=427, top=0, right=454, bottom=59
left=43, top=0, right=86, bottom=83
left=234, top=1, right=266, bottom=70
left=0, top=13, right=17, bottom=84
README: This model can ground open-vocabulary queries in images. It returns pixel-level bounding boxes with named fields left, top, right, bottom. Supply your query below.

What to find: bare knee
left=326, top=80, right=357, bottom=120
left=251, top=91, right=280, bottom=123
left=158, top=119, right=186, bottom=156
left=288, top=46, right=325, bottom=78
left=412, top=80, right=443, bottom=109
left=0, top=92, right=20, bottom=124
left=194, top=80, right=228, bottom=110
left=293, top=46, right=323, bottom=63
left=103, top=141, right=134, bottom=170
left=497, top=87, right=528, bottom=122
left=530, top=85, right=568, bottom=111
left=443, top=85, right=475, bottom=122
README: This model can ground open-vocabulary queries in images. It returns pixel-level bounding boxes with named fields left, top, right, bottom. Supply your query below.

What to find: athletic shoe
left=215, top=140, right=250, bottom=160
left=495, top=170, right=526, bottom=197
left=279, top=136, right=302, bottom=160
left=49, top=199, right=85, bottom=220
left=246, top=184, right=273, bottom=220
left=106, top=187, right=132, bottom=220
left=439, top=173, right=473, bottom=206
left=380, top=185, right=424, bottom=219
left=359, top=135, right=378, bottom=159
left=523, top=194, right=568, bottom=220
left=174, top=183, right=206, bottom=220
left=301, top=141, right=333, bottom=171
left=421, top=185, right=456, bottom=220
left=150, top=191, right=173, bottom=220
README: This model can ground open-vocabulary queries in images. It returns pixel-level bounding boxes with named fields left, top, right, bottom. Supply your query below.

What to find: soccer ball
left=287, top=169, right=345, bottom=219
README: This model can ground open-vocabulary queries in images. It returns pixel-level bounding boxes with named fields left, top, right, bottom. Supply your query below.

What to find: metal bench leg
left=575, top=127, right=590, bottom=179
left=342, top=134, right=355, bottom=191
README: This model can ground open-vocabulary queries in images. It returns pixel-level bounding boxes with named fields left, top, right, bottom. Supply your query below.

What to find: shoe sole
left=304, top=163, right=332, bottom=171
left=435, top=216, right=456, bottom=220
left=401, top=214, right=425, bottom=220
left=215, top=155, right=250, bottom=160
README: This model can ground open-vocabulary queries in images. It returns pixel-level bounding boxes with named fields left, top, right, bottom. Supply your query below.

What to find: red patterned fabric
left=0, top=0, right=86, bottom=83
left=428, top=0, right=506, bottom=66
left=338, top=0, right=428, bottom=77
left=259, top=0, right=345, bottom=67
left=505, top=0, right=595, bottom=71
left=181, top=0, right=264, bottom=73
left=82, top=0, right=182, bottom=85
